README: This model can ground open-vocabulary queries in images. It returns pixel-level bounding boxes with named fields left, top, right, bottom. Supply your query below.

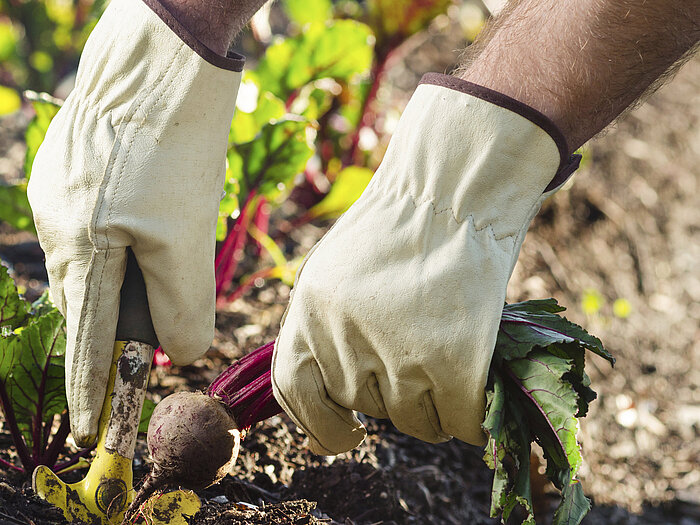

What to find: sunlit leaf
left=230, top=87, right=286, bottom=144
left=283, top=0, right=332, bottom=26
left=229, top=119, right=314, bottom=202
left=0, top=264, right=28, bottom=330
left=253, top=20, right=374, bottom=100
left=0, top=22, right=18, bottom=62
left=497, top=299, right=612, bottom=364
left=24, top=92, right=62, bottom=179
left=0, top=183, right=35, bottom=233
left=506, top=351, right=582, bottom=480
left=484, top=300, right=612, bottom=525
left=307, top=166, right=373, bottom=220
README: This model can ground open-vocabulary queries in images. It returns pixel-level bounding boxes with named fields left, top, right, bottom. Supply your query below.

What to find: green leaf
left=288, top=82, right=336, bottom=121
left=307, top=166, right=373, bottom=220
left=0, top=183, right=35, bottom=233
left=283, top=0, right=332, bottom=26
left=30, top=290, right=54, bottom=318
left=483, top=374, right=535, bottom=525
left=0, top=264, right=28, bottom=329
left=230, top=83, right=286, bottom=144
left=138, top=398, right=156, bottom=434
left=229, top=118, right=314, bottom=202
left=553, top=481, right=591, bottom=525
left=7, top=309, right=66, bottom=447
left=0, top=335, right=20, bottom=384
left=505, top=350, right=582, bottom=479
left=368, top=0, right=450, bottom=42
left=24, top=92, right=62, bottom=179
left=484, top=300, right=611, bottom=524
left=498, top=299, right=613, bottom=365
left=253, top=20, right=374, bottom=100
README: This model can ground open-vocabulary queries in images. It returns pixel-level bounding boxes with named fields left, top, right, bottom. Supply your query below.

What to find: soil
left=1, top=22, right=699, bottom=525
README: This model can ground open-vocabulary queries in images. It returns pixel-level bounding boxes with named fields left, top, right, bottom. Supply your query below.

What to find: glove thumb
left=59, top=249, right=127, bottom=447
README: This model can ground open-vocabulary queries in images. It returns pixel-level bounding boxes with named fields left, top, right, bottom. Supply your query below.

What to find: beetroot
left=147, top=392, right=241, bottom=490
left=125, top=341, right=281, bottom=521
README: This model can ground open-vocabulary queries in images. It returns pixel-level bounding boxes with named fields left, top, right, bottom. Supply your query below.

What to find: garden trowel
left=32, top=250, right=201, bottom=524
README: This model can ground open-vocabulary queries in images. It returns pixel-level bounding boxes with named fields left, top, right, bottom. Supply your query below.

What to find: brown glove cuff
left=142, top=0, right=245, bottom=71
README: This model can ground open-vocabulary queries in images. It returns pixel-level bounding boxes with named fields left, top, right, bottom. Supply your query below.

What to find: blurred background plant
left=0, top=0, right=488, bottom=304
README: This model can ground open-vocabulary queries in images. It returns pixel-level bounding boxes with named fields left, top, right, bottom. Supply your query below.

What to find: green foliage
left=306, top=166, right=373, bottom=221
left=283, top=0, right=332, bottom=26
left=252, top=20, right=374, bottom=100
left=0, top=0, right=105, bottom=92
left=484, top=300, right=613, bottom=525
left=0, top=92, right=61, bottom=234
left=368, top=0, right=452, bottom=44
left=0, top=182, right=34, bottom=233
left=0, top=263, right=69, bottom=473
left=24, top=92, right=62, bottom=177
left=6, top=309, right=67, bottom=444
left=228, top=118, right=314, bottom=203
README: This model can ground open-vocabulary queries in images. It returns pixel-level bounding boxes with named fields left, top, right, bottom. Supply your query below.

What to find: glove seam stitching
left=76, top=40, right=185, bottom=427
left=401, top=190, right=520, bottom=246
left=98, top=38, right=187, bottom=253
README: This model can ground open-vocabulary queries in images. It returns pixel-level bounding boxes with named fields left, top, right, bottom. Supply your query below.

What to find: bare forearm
left=457, top=0, right=700, bottom=152
left=158, top=0, right=268, bottom=56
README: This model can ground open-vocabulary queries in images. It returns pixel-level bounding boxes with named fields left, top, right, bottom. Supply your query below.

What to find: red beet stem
left=206, top=341, right=282, bottom=429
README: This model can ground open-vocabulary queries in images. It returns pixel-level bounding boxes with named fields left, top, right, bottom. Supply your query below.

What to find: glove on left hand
left=28, top=0, right=243, bottom=446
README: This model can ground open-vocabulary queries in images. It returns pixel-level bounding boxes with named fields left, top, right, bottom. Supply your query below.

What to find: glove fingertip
left=272, top=340, right=366, bottom=456
left=69, top=409, right=100, bottom=448
left=306, top=424, right=367, bottom=456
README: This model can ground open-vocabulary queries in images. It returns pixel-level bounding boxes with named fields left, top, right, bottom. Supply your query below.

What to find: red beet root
left=125, top=342, right=281, bottom=521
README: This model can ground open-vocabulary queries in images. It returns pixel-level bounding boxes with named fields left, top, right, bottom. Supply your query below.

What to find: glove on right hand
left=272, top=74, right=580, bottom=455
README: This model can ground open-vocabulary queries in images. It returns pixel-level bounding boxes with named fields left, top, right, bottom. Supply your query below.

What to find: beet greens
left=486, top=299, right=614, bottom=525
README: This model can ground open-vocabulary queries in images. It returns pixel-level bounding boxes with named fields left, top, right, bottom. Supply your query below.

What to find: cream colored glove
left=27, top=0, right=243, bottom=446
left=272, top=74, right=580, bottom=455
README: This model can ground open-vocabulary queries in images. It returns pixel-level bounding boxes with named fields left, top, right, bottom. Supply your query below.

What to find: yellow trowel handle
left=33, top=250, right=158, bottom=522
left=88, top=248, right=160, bottom=517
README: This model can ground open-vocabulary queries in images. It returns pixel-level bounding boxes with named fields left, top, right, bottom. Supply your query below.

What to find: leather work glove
left=27, top=0, right=243, bottom=447
left=272, top=73, right=581, bottom=455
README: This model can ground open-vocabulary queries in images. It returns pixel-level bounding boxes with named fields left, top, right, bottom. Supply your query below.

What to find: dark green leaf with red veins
left=483, top=299, right=611, bottom=525
left=7, top=309, right=66, bottom=446
left=483, top=374, right=536, bottom=525
left=497, top=299, right=614, bottom=364
left=251, top=20, right=374, bottom=100
left=554, top=481, right=592, bottom=525
left=0, top=264, right=28, bottom=329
